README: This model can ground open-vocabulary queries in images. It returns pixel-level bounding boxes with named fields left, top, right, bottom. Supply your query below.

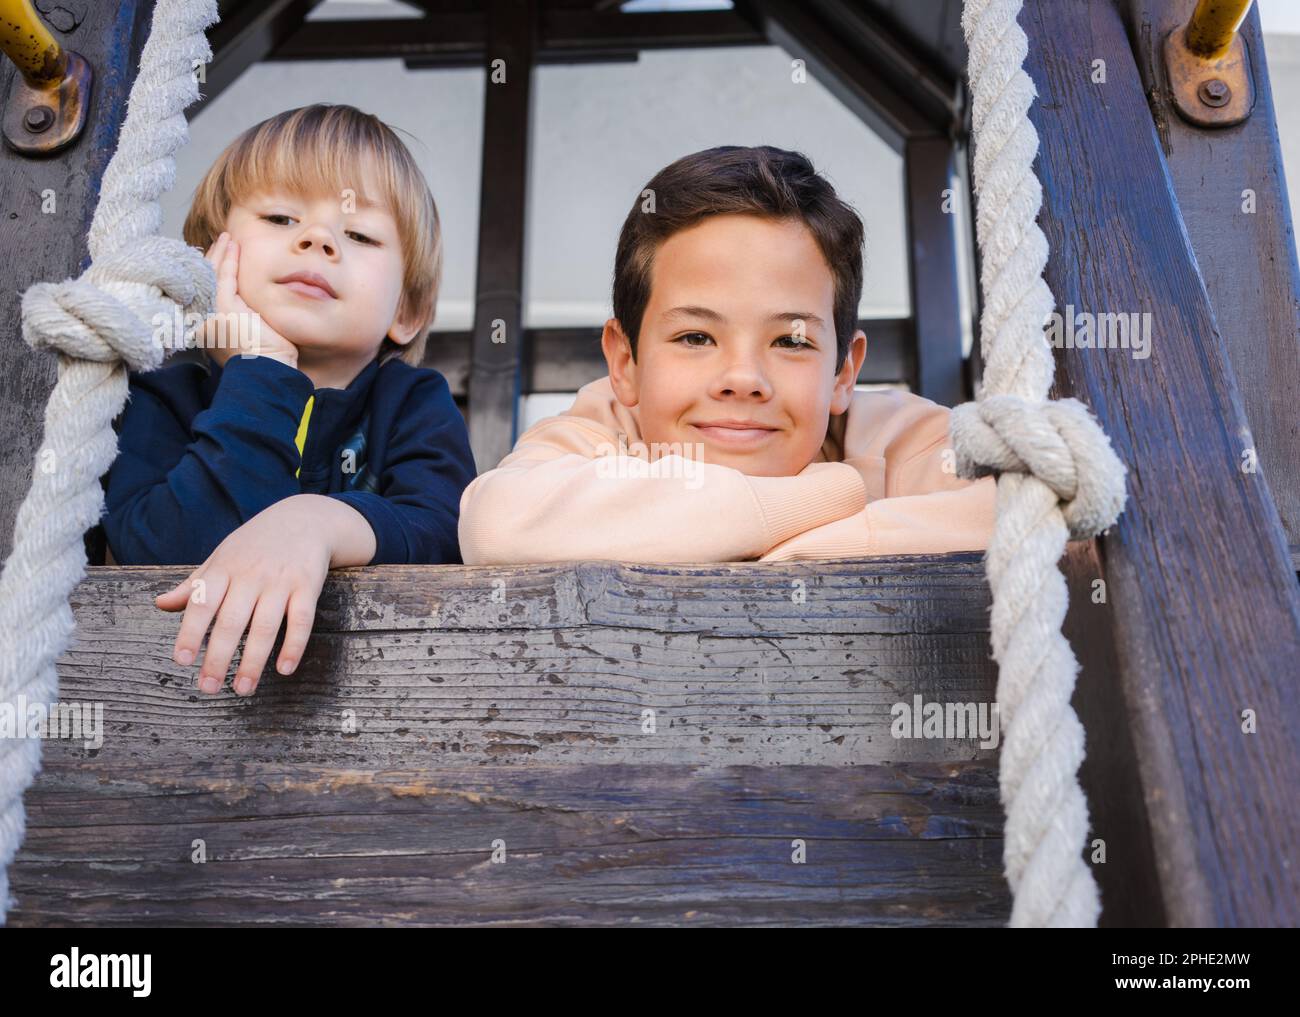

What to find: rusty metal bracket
left=0, top=0, right=93, bottom=155
left=1163, top=0, right=1255, bottom=129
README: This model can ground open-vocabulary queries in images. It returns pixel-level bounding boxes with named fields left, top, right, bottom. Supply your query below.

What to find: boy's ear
left=602, top=317, right=640, bottom=408
left=385, top=301, right=422, bottom=346
left=830, top=330, right=868, bottom=415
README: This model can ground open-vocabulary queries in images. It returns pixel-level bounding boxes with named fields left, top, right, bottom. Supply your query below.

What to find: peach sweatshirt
left=458, top=376, right=996, bottom=565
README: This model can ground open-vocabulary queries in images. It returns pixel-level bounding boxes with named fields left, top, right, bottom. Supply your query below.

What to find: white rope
left=0, top=0, right=219, bottom=924
left=953, top=0, right=1128, bottom=926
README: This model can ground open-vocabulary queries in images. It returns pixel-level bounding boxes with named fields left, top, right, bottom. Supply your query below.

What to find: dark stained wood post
left=905, top=134, right=965, bottom=406
left=0, top=1, right=154, bottom=565
left=467, top=0, right=536, bottom=474
left=1123, top=0, right=1300, bottom=560
left=1019, top=0, right=1300, bottom=926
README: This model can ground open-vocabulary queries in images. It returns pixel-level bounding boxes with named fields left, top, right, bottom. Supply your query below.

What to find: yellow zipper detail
left=294, top=395, right=315, bottom=479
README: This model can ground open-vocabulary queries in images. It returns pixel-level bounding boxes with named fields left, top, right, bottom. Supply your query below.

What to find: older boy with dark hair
left=459, top=145, right=994, bottom=564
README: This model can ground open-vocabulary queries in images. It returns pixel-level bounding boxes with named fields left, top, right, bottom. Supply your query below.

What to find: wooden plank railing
left=8, top=555, right=1011, bottom=926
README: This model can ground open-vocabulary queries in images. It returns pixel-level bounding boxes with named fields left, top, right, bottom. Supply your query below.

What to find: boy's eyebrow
left=661, top=307, right=828, bottom=328
left=769, top=311, right=827, bottom=328
left=663, top=305, right=725, bottom=322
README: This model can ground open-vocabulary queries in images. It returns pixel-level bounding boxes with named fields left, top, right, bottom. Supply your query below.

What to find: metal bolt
left=1198, top=79, right=1231, bottom=107
left=23, top=105, right=54, bottom=133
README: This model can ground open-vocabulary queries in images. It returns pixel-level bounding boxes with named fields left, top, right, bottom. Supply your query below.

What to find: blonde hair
left=183, top=103, right=441, bottom=367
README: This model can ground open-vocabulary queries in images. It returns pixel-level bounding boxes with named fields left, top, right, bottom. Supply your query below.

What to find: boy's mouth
left=276, top=270, right=338, bottom=299
left=691, top=421, right=779, bottom=447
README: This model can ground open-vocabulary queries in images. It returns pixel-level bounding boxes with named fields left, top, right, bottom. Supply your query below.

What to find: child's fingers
left=232, top=589, right=289, bottom=697
left=195, top=582, right=258, bottom=695
left=275, top=588, right=318, bottom=677
left=170, top=571, right=227, bottom=676
left=155, top=575, right=197, bottom=612
left=203, top=231, right=228, bottom=266
left=216, top=237, right=238, bottom=312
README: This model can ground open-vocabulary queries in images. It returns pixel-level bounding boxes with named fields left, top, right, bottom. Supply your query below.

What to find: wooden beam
left=269, top=11, right=484, bottom=63
left=467, top=0, right=535, bottom=472
left=1122, top=0, right=1300, bottom=558
left=808, top=0, right=960, bottom=134
left=0, top=0, right=155, bottom=566
left=190, top=0, right=323, bottom=117
left=9, top=556, right=1009, bottom=925
left=904, top=135, right=965, bottom=405
left=744, top=0, right=943, bottom=153
left=1020, top=0, right=1300, bottom=926
left=541, top=8, right=765, bottom=53
left=269, top=8, right=762, bottom=64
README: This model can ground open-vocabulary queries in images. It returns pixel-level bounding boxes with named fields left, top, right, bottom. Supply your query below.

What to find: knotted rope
left=0, top=0, right=219, bottom=923
left=952, top=0, right=1128, bottom=926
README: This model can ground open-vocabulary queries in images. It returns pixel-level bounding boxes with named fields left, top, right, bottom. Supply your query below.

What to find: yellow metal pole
left=0, top=0, right=67, bottom=86
left=1183, top=0, right=1254, bottom=61
left=0, top=0, right=91, bottom=155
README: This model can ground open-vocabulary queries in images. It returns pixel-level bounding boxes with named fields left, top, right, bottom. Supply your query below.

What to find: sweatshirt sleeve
left=458, top=416, right=867, bottom=565
left=103, top=355, right=314, bottom=566
left=327, top=371, right=475, bottom=565
left=759, top=475, right=997, bottom=561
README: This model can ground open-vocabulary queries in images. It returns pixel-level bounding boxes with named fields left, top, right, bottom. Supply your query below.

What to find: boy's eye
left=675, top=332, right=814, bottom=350
left=259, top=214, right=379, bottom=245
left=674, top=332, right=714, bottom=347
left=776, top=334, right=815, bottom=349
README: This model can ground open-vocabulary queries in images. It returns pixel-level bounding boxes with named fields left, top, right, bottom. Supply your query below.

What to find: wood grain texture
left=0, top=0, right=152, bottom=565
left=9, top=761, right=1008, bottom=927
left=8, top=555, right=1010, bottom=925
left=1022, top=0, right=1300, bottom=926
left=1124, top=0, right=1300, bottom=552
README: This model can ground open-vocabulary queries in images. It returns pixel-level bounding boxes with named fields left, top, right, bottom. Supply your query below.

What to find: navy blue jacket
left=103, top=352, right=476, bottom=566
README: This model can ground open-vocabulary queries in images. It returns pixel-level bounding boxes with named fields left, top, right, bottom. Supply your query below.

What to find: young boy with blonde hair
left=458, top=145, right=994, bottom=564
left=104, top=104, right=475, bottom=696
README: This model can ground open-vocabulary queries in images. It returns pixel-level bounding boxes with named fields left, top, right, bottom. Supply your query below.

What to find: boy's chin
left=704, top=450, right=802, bottom=478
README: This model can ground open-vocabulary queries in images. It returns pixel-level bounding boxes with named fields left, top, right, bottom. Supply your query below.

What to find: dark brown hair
left=611, top=145, right=864, bottom=373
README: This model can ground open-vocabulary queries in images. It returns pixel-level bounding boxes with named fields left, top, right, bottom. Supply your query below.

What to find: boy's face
left=603, top=214, right=866, bottom=477
left=222, top=182, right=416, bottom=362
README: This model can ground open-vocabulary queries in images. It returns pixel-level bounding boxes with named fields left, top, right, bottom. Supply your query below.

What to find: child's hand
left=200, top=231, right=300, bottom=370
left=155, top=496, right=332, bottom=696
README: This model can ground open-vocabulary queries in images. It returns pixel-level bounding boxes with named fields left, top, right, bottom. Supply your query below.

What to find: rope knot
left=20, top=237, right=215, bottom=373
left=950, top=394, right=1127, bottom=541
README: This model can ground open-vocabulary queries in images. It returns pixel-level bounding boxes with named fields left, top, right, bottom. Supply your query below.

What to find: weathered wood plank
left=8, top=555, right=1009, bottom=925
left=9, top=761, right=1008, bottom=927
left=1022, top=0, right=1300, bottom=926
left=50, top=557, right=999, bottom=767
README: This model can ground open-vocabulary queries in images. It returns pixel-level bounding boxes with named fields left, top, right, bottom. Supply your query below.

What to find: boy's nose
left=295, top=224, right=337, bottom=257
left=712, top=359, right=773, bottom=399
